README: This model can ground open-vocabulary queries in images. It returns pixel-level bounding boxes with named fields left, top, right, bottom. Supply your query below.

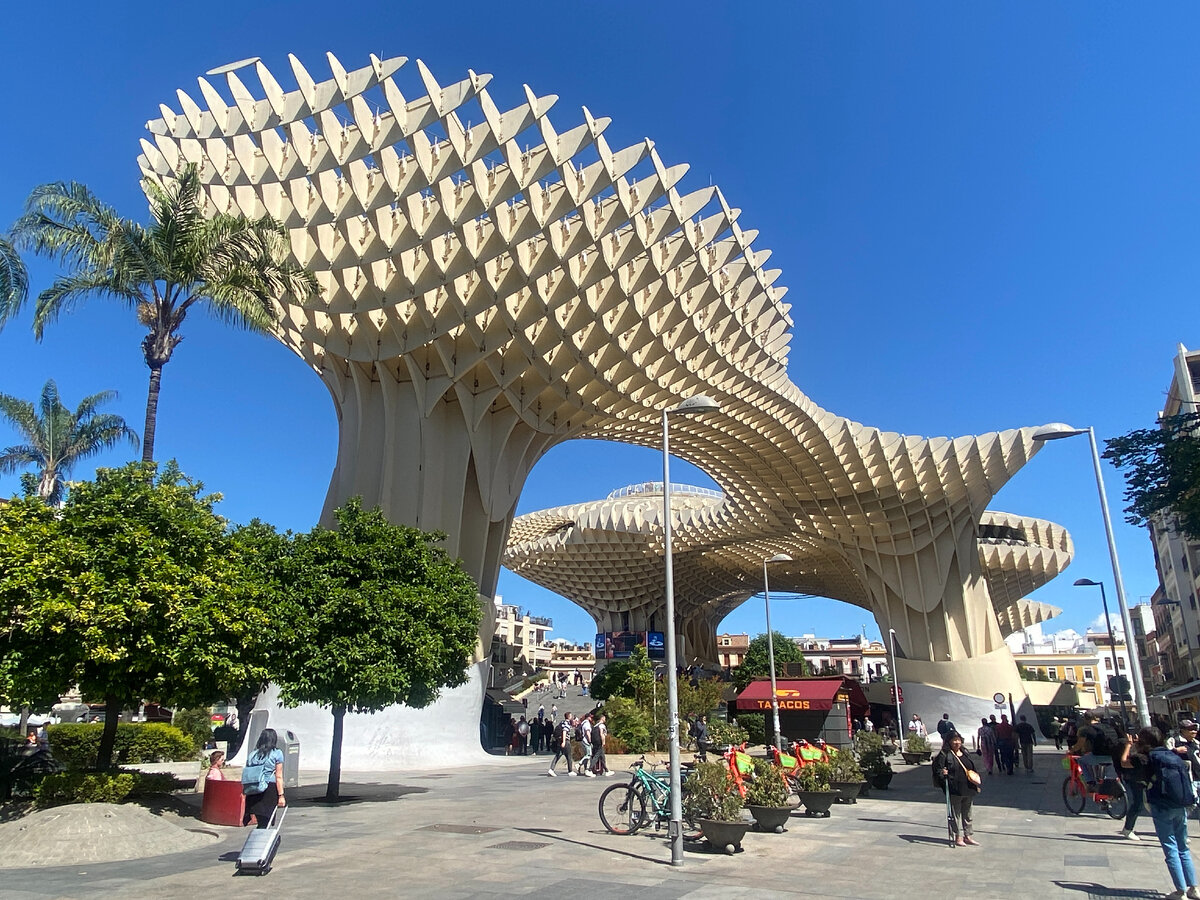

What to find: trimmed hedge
left=47, top=723, right=195, bottom=769
left=33, top=770, right=186, bottom=807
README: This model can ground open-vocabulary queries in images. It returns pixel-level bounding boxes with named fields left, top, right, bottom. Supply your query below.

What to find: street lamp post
left=1074, top=578, right=1130, bottom=726
left=662, top=394, right=721, bottom=866
left=1032, top=423, right=1150, bottom=728
left=888, top=628, right=903, bottom=739
left=762, top=553, right=793, bottom=749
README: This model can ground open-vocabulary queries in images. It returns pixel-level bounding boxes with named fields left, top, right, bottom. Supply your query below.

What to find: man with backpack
left=936, top=713, right=955, bottom=743
left=1169, top=720, right=1200, bottom=813
left=1143, top=726, right=1200, bottom=899
left=1073, top=710, right=1118, bottom=779
left=575, top=714, right=595, bottom=777
left=547, top=713, right=574, bottom=777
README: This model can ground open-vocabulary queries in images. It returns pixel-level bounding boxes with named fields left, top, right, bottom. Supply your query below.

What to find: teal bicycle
left=598, top=756, right=703, bottom=839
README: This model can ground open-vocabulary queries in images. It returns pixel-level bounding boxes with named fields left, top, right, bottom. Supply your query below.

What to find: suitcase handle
left=267, top=805, right=288, bottom=830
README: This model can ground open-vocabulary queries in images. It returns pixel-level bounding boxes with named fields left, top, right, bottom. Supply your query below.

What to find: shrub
left=827, top=748, right=864, bottom=782
left=737, top=713, right=766, bottom=746
left=171, top=708, right=214, bottom=751
left=745, top=758, right=789, bottom=807
left=683, top=760, right=744, bottom=823
left=601, top=697, right=652, bottom=753
left=47, top=723, right=195, bottom=769
left=33, top=769, right=187, bottom=806
left=853, top=730, right=884, bottom=755
left=794, top=760, right=834, bottom=792
left=707, top=720, right=748, bottom=749
left=905, top=732, right=931, bottom=753
left=35, top=772, right=138, bottom=806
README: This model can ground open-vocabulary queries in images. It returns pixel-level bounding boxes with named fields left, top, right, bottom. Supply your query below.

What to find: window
left=1048, top=667, right=1058, bottom=680
left=1084, top=667, right=1094, bottom=681
left=1118, top=658, right=1127, bottom=670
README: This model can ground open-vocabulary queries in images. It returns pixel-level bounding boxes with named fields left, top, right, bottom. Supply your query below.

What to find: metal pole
left=763, top=558, right=782, bottom=750
left=1096, top=581, right=1130, bottom=726
left=888, top=628, right=903, bottom=742
left=1087, top=427, right=1151, bottom=728
left=662, top=409, right=684, bottom=866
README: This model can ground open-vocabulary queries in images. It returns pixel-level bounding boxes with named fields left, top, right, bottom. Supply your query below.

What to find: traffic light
left=1108, top=675, right=1131, bottom=701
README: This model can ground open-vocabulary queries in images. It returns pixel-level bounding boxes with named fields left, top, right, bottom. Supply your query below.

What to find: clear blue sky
left=1, top=4, right=1196, bottom=645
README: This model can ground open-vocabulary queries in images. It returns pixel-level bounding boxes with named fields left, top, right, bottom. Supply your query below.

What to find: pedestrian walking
left=548, top=714, right=574, bottom=776
left=936, top=713, right=956, bottom=746
left=932, top=731, right=981, bottom=847
left=1168, top=720, right=1200, bottom=811
left=908, top=715, right=927, bottom=738
left=241, top=728, right=286, bottom=829
left=1015, top=715, right=1037, bottom=773
left=1048, top=716, right=1063, bottom=750
left=975, top=718, right=996, bottom=776
left=516, top=715, right=530, bottom=755
left=592, top=714, right=613, bottom=776
left=993, top=714, right=1016, bottom=775
left=1117, top=725, right=1149, bottom=840
left=576, top=714, right=595, bottom=776
left=1142, top=727, right=1200, bottom=899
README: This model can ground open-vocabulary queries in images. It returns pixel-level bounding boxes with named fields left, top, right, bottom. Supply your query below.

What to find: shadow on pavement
left=898, top=833, right=952, bottom=846
left=516, top=826, right=676, bottom=866
left=1053, top=881, right=1168, bottom=898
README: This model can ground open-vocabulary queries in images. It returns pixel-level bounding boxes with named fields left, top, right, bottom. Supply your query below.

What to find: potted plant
left=860, top=746, right=894, bottom=790
left=902, top=732, right=932, bottom=765
left=827, top=748, right=866, bottom=803
left=790, top=761, right=837, bottom=817
left=683, top=761, right=750, bottom=854
left=745, top=758, right=793, bottom=833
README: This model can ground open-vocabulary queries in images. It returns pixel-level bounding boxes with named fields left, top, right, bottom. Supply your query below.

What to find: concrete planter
left=698, top=818, right=750, bottom=854
left=746, top=804, right=792, bottom=833
left=796, top=791, right=837, bottom=817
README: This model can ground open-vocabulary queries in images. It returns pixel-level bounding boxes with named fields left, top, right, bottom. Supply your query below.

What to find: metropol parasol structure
left=139, top=52, right=1073, bottom=767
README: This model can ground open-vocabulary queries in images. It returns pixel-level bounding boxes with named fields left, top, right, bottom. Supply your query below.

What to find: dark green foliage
left=794, top=760, right=834, bottom=792
left=32, top=769, right=184, bottom=807
left=905, top=732, right=931, bottom=753
left=1104, top=413, right=1200, bottom=540
left=745, top=758, right=789, bottom=807
left=588, top=660, right=636, bottom=701
left=275, top=498, right=481, bottom=801
left=827, top=747, right=864, bottom=782
left=733, top=632, right=810, bottom=691
left=47, top=723, right=195, bottom=769
left=171, top=708, right=214, bottom=751
left=738, top=713, right=766, bottom=746
left=707, top=719, right=748, bottom=747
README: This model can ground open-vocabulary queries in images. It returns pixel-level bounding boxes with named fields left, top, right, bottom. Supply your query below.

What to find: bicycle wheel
left=1062, top=776, right=1086, bottom=815
left=1102, top=784, right=1128, bottom=820
left=678, top=785, right=704, bottom=841
left=599, top=783, right=647, bottom=835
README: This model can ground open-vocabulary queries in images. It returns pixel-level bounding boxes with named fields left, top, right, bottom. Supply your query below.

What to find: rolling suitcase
left=236, top=805, right=286, bottom=875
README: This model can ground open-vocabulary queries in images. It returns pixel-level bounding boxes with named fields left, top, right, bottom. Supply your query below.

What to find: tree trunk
left=17, top=706, right=30, bottom=736
left=141, top=364, right=163, bottom=462
left=326, top=705, right=345, bottom=802
left=97, top=695, right=121, bottom=770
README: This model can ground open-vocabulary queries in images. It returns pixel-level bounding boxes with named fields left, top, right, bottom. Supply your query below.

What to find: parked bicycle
left=1061, top=753, right=1128, bottom=819
left=598, top=756, right=703, bottom=839
left=719, top=742, right=756, bottom=799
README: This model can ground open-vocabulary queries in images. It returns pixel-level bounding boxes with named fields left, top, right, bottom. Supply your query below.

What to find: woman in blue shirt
left=242, top=728, right=286, bottom=828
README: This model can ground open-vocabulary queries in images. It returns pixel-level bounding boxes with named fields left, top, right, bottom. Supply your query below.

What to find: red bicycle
left=719, top=742, right=756, bottom=798
left=1061, top=753, right=1128, bottom=819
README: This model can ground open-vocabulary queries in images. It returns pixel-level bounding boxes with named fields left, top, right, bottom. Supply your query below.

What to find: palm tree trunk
left=326, top=705, right=345, bottom=802
left=141, top=364, right=163, bottom=462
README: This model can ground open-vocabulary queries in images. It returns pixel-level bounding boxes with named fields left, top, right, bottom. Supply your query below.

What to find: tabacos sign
left=757, top=688, right=812, bottom=710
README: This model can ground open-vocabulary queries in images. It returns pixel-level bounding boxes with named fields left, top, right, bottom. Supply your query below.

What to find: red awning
left=734, top=678, right=869, bottom=714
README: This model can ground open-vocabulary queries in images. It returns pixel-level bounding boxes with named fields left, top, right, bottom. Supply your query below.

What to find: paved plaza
left=0, top=745, right=1190, bottom=899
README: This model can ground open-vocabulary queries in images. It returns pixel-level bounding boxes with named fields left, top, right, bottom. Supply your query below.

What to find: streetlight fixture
left=887, top=628, right=903, bottom=738
left=661, top=393, right=721, bottom=866
left=1032, top=423, right=1150, bottom=727
left=762, top=553, right=793, bottom=749
left=1074, top=578, right=1130, bottom=725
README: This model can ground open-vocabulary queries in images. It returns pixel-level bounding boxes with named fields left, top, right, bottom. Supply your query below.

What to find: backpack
left=1148, top=747, right=1197, bottom=809
left=575, top=722, right=585, bottom=743
left=1088, top=722, right=1119, bottom=757
left=241, top=750, right=274, bottom=796
left=936, top=719, right=952, bottom=738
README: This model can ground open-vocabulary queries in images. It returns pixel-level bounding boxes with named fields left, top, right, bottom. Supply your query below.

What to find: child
left=206, top=749, right=227, bottom=780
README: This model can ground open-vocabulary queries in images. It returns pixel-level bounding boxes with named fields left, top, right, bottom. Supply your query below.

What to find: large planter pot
left=698, top=819, right=751, bottom=854
left=901, top=751, right=923, bottom=765
left=795, top=791, right=836, bottom=817
left=746, top=804, right=792, bottom=834
left=831, top=780, right=865, bottom=803
left=870, top=769, right=894, bottom=790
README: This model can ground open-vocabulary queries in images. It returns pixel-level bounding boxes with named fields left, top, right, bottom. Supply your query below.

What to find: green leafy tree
left=588, top=659, right=636, bottom=701
left=0, top=236, right=27, bottom=322
left=8, top=165, right=320, bottom=461
left=275, top=498, right=481, bottom=802
left=1104, top=413, right=1200, bottom=540
left=0, top=462, right=277, bottom=768
left=733, top=631, right=810, bottom=691
left=0, top=379, right=138, bottom=504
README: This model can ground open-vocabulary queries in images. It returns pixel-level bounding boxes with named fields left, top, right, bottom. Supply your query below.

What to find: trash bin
left=280, top=730, right=300, bottom=789
left=200, top=778, right=245, bottom=826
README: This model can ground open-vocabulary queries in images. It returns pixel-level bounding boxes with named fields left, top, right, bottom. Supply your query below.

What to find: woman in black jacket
left=933, top=731, right=982, bottom=847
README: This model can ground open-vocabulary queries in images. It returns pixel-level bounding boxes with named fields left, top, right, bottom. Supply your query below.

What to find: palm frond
left=0, top=236, right=30, bottom=327
left=0, top=393, right=41, bottom=443
left=0, top=446, right=43, bottom=474
left=33, top=273, right=144, bottom=339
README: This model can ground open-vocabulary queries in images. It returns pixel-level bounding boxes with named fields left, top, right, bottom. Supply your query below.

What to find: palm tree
left=0, top=236, right=28, bottom=324
left=0, top=379, right=138, bottom=504
left=9, top=165, right=319, bottom=461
